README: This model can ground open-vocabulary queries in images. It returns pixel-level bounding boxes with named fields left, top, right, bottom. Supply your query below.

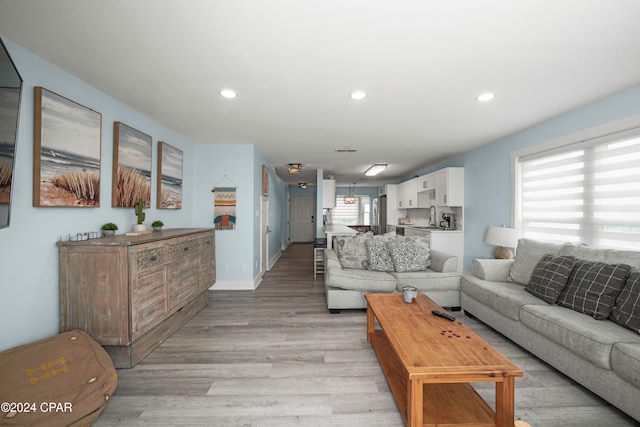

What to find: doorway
left=291, top=195, right=315, bottom=242
left=261, top=197, right=269, bottom=272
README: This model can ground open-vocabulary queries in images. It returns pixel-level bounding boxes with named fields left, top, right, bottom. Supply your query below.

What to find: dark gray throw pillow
left=557, top=260, right=631, bottom=320
left=610, top=270, right=640, bottom=334
left=525, top=254, right=576, bottom=303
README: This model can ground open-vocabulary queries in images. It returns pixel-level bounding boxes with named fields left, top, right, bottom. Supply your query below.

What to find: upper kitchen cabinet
left=322, top=179, right=336, bottom=209
left=435, top=167, right=464, bottom=206
left=397, top=177, right=419, bottom=209
left=417, top=172, right=436, bottom=192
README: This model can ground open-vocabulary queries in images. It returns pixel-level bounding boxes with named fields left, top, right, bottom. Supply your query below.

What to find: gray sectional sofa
left=461, top=239, right=640, bottom=422
left=323, top=232, right=460, bottom=311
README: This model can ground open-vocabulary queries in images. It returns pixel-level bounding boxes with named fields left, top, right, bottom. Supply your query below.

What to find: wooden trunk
left=58, top=228, right=215, bottom=368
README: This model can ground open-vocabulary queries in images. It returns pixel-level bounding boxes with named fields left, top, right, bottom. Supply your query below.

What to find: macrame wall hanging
left=211, top=175, right=237, bottom=231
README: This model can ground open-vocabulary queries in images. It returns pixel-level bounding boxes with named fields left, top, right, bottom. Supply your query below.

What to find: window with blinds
left=516, top=129, right=640, bottom=250
left=331, top=196, right=371, bottom=225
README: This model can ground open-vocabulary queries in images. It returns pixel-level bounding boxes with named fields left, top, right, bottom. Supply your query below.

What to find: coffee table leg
left=366, top=303, right=374, bottom=343
left=407, top=378, right=423, bottom=427
left=495, top=376, right=515, bottom=427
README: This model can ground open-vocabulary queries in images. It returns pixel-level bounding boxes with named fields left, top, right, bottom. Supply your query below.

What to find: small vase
left=102, top=230, right=115, bottom=237
left=133, top=224, right=147, bottom=232
left=153, top=226, right=162, bottom=231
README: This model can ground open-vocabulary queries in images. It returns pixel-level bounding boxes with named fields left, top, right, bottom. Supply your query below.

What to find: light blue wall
left=0, top=38, right=197, bottom=350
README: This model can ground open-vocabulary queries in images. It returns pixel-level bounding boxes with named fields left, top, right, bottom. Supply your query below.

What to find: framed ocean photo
left=112, top=122, right=152, bottom=208
left=157, top=141, right=182, bottom=209
left=33, top=87, right=102, bottom=207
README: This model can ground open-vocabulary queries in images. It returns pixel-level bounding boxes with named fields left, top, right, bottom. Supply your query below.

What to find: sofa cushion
left=461, top=275, right=548, bottom=321
left=365, top=239, right=395, bottom=272
left=507, top=239, right=565, bottom=285
left=559, top=244, right=640, bottom=270
left=557, top=260, right=630, bottom=320
left=392, top=270, right=461, bottom=291
left=610, top=270, right=640, bottom=334
left=387, top=239, right=430, bottom=273
left=325, top=266, right=397, bottom=293
left=519, top=304, right=640, bottom=369
left=611, top=343, right=640, bottom=389
left=525, top=254, right=576, bottom=303
left=335, top=233, right=372, bottom=270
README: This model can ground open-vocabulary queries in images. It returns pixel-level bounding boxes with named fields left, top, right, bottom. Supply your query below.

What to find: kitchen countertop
left=391, top=224, right=462, bottom=232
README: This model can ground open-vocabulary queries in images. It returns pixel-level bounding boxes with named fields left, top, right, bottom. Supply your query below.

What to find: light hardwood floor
left=96, top=243, right=638, bottom=427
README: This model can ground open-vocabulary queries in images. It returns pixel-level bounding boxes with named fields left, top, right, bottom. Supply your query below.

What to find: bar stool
left=313, top=238, right=327, bottom=278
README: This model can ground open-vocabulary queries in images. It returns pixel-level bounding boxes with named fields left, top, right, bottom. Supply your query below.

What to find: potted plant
left=101, top=222, right=118, bottom=236
left=133, top=198, right=147, bottom=232
left=152, top=220, right=164, bottom=231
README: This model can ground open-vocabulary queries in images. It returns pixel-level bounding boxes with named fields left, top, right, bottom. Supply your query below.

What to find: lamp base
left=493, top=246, right=513, bottom=259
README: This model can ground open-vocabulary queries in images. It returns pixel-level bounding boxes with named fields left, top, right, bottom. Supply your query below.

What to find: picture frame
left=33, top=87, right=102, bottom=207
left=262, top=165, right=269, bottom=197
left=112, top=122, right=152, bottom=208
left=157, top=141, right=183, bottom=209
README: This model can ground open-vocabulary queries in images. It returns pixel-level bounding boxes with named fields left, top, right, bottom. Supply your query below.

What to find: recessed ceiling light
left=476, top=93, right=496, bottom=102
left=220, top=89, right=237, bottom=99
left=350, top=91, right=367, bottom=100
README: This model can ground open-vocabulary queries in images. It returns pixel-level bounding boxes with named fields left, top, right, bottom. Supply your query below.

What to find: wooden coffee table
left=366, top=293, right=523, bottom=427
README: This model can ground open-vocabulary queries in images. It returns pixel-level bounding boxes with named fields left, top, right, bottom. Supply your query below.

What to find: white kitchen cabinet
left=397, top=177, right=418, bottom=209
left=435, top=167, right=464, bottom=207
left=417, top=172, right=436, bottom=192
left=322, top=179, right=336, bottom=209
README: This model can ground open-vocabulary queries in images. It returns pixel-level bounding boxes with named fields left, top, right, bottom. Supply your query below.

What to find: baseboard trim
left=210, top=280, right=257, bottom=291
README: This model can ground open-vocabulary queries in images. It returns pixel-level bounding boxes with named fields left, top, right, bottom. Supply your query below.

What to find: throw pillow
left=557, top=260, right=631, bottom=320
left=387, top=239, right=429, bottom=273
left=365, top=239, right=395, bottom=272
left=610, top=270, right=640, bottom=334
left=525, top=254, right=576, bottom=303
left=507, top=239, right=565, bottom=285
left=335, top=233, right=372, bottom=270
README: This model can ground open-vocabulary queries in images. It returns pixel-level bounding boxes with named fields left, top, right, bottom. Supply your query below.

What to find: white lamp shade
left=485, top=226, right=519, bottom=248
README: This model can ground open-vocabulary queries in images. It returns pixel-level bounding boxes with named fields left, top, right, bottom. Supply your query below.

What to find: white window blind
left=332, top=195, right=371, bottom=225
left=518, top=130, right=640, bottom=250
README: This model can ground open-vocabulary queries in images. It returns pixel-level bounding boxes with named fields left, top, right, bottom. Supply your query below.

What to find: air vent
left=335, top=148, right=357, bottom=153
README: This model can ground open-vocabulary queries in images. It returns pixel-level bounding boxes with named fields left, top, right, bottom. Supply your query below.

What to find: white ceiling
left=1, top=1, right=640, bottom=187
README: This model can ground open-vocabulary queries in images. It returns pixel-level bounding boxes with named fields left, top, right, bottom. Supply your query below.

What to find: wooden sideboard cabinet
left=57, top=228, right=215, bottom=368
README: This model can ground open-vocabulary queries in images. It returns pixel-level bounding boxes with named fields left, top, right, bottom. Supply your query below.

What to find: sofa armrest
left=430, top=249, right=458, bottom=273
left=471, top=258, right=514, bottom=281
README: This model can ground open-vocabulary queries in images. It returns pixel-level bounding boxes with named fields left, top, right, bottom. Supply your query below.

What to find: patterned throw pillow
left=557, top=260, right=631, bottom=320
left=335, top=233, right=372, bottom=269
left=525, top=255, right=576, bottom=303
left=610, top=270, right=640, bottom=334
left=365, top=239, right=395, bottom=272
left=387, top=239, right=429, bottom=273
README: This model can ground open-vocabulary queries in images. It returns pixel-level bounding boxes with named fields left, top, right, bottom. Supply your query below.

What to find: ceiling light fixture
left=343, top=183, right=357, bottom=204
left=220, top=89, right=237, bottom=99
left=288, top=163, right=302, bottom=174
left=364, top=164, right=387, bottom=176
left=350, top=91, right=367, bottom=100
left=298, top=183, right=307, bottom=189
left=476, top=92, right=496, bottom=102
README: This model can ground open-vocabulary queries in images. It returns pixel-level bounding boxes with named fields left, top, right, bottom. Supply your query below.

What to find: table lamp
left=485, top=225, right=519, bottom=259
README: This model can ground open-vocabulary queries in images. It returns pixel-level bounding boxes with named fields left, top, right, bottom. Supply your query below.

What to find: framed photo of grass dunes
left=33, top=87, right=102, bottom=207
left=157, top=141, right=182, bottom=209
left=112, top=122, right=152, bottom=208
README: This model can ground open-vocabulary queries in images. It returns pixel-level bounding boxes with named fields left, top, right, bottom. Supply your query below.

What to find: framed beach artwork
left=112, top=122, right=152, bottom=208
left=157, top=141, right=182, bottom=209
left=33, top=87, right=102, bottom=207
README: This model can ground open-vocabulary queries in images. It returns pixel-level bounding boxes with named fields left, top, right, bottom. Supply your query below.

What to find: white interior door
left=261, top=198, right=269, bottom=272
left=292, top=195, right=315, bottom=242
